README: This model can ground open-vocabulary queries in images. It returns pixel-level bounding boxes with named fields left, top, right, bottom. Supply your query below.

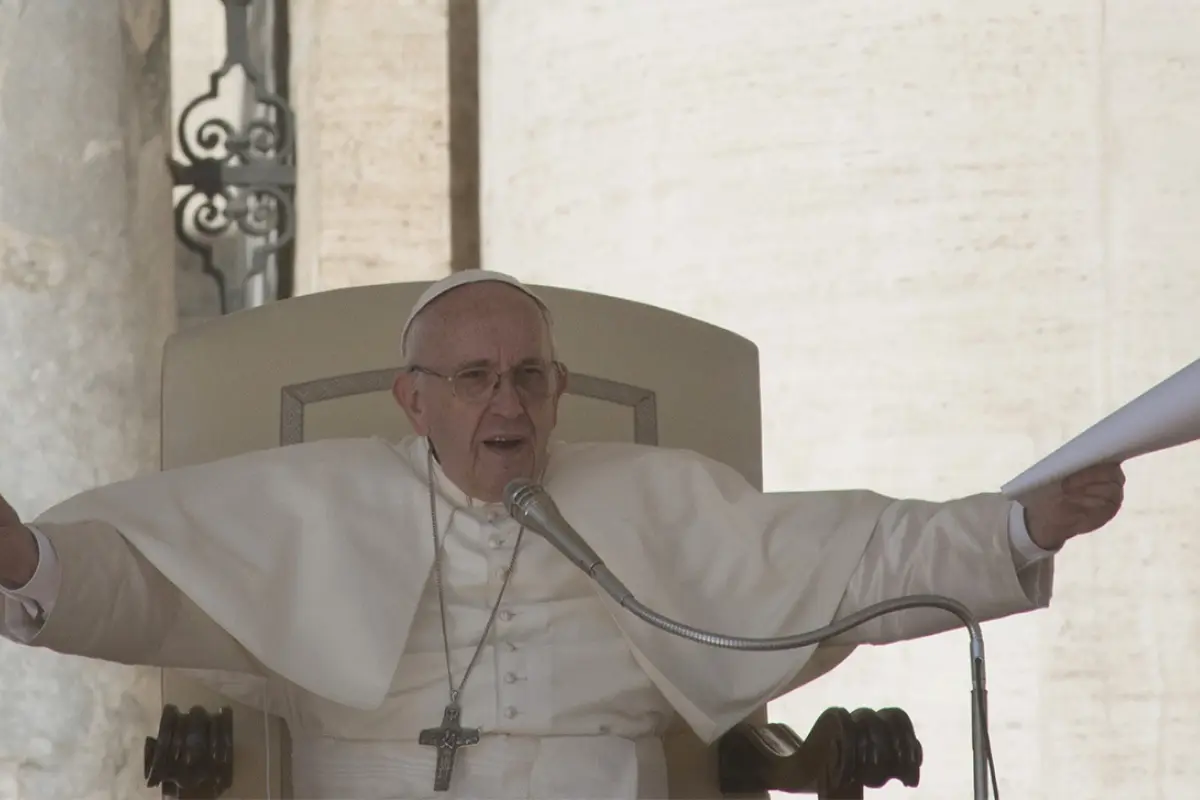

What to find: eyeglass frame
left=405, top=358, right=568, bottom=403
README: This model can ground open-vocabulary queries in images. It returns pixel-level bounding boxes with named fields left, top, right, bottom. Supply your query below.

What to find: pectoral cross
left=419, top=702, right=481, bottom=791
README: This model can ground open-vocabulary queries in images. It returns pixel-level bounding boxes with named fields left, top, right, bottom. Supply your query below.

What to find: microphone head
left=503, top=477, right=543, bottom=518
left=502, top=477, right=607, bottom=577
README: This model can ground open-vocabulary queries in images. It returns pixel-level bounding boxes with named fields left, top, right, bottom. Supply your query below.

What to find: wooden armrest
left=144, top=704, right=234, bottom=799
left=716, top=707, right=922, bottom=798
left=143, top=702, right=922, bottom=799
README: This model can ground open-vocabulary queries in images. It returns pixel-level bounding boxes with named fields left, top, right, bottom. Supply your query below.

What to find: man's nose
left=488, top=373, right=525, bottom=416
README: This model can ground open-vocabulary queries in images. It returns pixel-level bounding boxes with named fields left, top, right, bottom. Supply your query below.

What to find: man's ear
left=547, top=362, right=570, bottom=427
left=553, top=362, right=570, bottom=401
left=392, top=370, right=429, bottom=435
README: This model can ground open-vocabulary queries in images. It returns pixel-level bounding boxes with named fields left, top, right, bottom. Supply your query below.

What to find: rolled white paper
left=1002, top=357, right=1200, bottom=498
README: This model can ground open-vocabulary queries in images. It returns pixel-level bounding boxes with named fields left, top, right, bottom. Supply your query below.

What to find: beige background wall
left=477, top=1, right=1200, bottom=798
left=9, top=1, right=1178, bottom=797
left=290, top=0, right=454, bottom=291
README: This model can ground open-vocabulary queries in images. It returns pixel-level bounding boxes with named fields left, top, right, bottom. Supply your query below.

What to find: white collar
left=411, top=435, right=508, bottom=518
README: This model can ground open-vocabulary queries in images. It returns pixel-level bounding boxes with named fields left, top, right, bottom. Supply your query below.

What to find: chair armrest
left=141, top=701, right=922, bottom=799
left=716, top=707, right=922, bottom=798
left=144, top=704, right=234, bottom=799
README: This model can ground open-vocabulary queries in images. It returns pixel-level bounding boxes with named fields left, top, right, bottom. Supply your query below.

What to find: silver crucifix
left=419, top=702, right=481, bottom=791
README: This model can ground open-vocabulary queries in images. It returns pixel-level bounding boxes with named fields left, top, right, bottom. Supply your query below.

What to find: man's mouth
left=482, top=435, right=528, bottom=453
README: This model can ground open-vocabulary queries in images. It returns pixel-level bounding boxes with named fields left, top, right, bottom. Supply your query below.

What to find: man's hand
left=0, top=492, right=20, bottom=528
left=0, top=492, right=39, bottom=588
left=1023, top=462, right=1126, bottom=551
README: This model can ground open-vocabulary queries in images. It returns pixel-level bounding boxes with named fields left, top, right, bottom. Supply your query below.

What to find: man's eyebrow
left=452, top=358, right=494, bottom=371
left=449, top=356, right=549, bottom=372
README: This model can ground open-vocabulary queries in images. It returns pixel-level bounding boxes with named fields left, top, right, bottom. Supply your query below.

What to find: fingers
left=1066, top=493, right=1121, bottom=513
left=1057, top=491, right=1121, bottom=532
left=1063, top=462, right=1125, bottom=491
left=1069, top=501, right=1121, bottom=534
left=1036, top=463, right=1127, bottom=541
left=0, top=493, right=19, bottom=527
left=1076, top=478, right=1123, bottom=499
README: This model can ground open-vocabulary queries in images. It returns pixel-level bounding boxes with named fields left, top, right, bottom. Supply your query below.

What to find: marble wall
left=11, top=0, right=1180, bottom=796
left=289, top=0, right=457, bottom=292
left=478, top=1, right=1200, bottom=797
left=0, top=1, right=174, bottom=797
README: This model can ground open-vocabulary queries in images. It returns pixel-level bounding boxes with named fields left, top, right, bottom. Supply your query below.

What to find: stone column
left=480, top=1, right=1200, bottom=797
left=0, top=1, right=174, bottom=797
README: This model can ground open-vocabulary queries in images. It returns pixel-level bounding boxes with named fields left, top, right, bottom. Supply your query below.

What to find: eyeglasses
left=408, top=360, right=564, bottom=403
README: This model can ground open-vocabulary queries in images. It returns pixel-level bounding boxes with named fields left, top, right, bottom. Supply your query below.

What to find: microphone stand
left=614, top=581, right=995, bottom=800
left=506, top=480, right=997, bottom=800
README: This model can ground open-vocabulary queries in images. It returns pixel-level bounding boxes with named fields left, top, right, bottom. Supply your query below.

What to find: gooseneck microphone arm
left=504, top=478, right=998, bottom=800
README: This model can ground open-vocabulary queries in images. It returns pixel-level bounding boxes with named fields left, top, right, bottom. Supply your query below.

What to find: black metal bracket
left=170, top=0, right=296, bottom=314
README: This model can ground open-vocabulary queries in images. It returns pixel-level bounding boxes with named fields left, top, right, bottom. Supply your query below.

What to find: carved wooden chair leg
left=818, top=778, right=864, bottom=799
left=849, top=707, right=922, bottom=792
left=716, top=706, right=922, bottom=797
left=144, top=704, right=234, bottom=799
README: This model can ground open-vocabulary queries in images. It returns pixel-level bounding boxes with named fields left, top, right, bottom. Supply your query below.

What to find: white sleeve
left=1008, top=501, right=1057, bottom=570
left=0, top=525, right=62, bottom=642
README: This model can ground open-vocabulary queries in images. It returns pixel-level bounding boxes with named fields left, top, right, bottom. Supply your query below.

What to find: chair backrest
left=158, top=280, right=765, bottom=798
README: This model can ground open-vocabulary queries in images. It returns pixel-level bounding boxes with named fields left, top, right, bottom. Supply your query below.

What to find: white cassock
left=1, top=436, right=1054, bottom=799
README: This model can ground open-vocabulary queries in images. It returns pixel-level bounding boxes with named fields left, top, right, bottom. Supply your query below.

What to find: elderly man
left=0, top=271, right=1124, bottom=799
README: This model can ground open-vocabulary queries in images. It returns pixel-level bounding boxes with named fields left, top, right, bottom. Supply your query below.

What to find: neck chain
left=419, top=442, right=525, bottom=791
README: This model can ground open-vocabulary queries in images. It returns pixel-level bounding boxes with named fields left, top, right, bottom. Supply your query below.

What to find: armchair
left=145, top=281, right=923, bottom=798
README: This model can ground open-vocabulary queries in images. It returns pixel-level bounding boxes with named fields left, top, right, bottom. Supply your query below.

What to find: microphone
left=504, top=478, right=634, bottom=603
left=504, top=477, right=998, bottom=800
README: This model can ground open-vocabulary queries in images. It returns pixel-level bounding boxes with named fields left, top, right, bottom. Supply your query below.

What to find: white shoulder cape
left=33, top=435, right=956, bottom=742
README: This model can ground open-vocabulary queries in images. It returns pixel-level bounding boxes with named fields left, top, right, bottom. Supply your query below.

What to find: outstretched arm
left=822, top=495, right=1053, bottom=646
left=1, top=506, right=266, bottom=675
left=824, top=462, right=1123, bottom=645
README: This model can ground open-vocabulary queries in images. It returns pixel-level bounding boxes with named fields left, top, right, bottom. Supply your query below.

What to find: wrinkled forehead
left=407, top=283, right=553, bottom=364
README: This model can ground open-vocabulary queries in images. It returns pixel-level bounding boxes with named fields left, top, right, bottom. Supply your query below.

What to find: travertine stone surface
left=480, top=1, right=1200, bottom=796
left=290, top=0, right=454, bottom=292
left=0, top=1, right=174, bottom=797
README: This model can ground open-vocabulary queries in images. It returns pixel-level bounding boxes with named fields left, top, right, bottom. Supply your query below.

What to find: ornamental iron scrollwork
left=171, top=0, right=295, bottom=314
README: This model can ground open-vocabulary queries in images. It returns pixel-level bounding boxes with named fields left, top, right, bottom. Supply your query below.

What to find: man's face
left=393, top=283, right=567, bottom=502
